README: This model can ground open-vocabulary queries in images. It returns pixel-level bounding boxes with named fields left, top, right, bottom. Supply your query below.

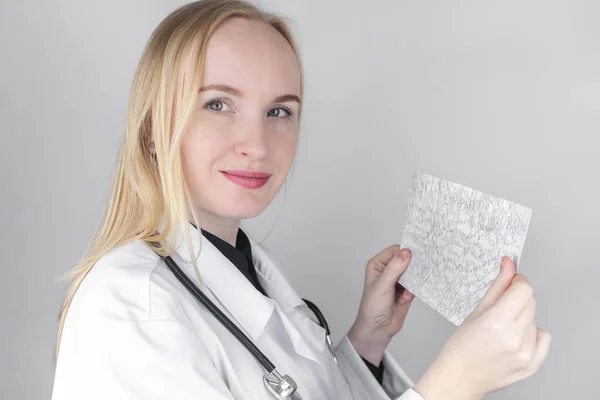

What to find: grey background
left=1, top=0, right=598, bottom=398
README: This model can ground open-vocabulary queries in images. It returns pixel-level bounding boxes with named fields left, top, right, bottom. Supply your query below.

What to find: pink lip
left=220, top=170, right=272, bottom=189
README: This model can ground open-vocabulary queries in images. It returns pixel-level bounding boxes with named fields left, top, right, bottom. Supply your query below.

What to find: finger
left=516, top=296, right=536, bottom=331
left=492, top=274, right=534, bottom=320
left=398, top=288, right=415, bottom=305
left=517, top=298, right=537, bottom=359
left=394, top=282, right=405, bottom=301
left=394, top=282, right=416, bottom=304
left=520, top=323, right=538, bottom=366
left=469, top=256, right=516, bottom=319
left=526, top=328, right=552, bottom=375
left=376, top=249, right=412, bottom=291
left=364, top=245, right=404, bottom=286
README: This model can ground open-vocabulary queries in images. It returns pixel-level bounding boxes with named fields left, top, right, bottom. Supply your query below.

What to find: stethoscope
left=158, top=252, right=338, bottom=400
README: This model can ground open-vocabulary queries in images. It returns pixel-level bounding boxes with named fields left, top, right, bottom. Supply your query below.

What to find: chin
left=217, top=197, right=273, bottom=220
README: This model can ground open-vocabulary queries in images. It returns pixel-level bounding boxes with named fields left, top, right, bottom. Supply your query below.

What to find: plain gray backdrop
left=1, top=0, right=598, bottom=398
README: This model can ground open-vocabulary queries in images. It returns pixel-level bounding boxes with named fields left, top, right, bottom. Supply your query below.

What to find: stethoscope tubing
left=161, top=254, right=277, bottom=373
left=301, top=298, right=330, bottom=335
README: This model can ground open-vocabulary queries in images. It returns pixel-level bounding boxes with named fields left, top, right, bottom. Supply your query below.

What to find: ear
left=149, top=139, right=157, bottom=160
left=139, top=110, right=157, bottom=167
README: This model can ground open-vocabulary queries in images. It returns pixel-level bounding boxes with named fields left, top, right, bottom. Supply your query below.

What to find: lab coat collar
left=249, top=237, right=325, bottom=354
left=160, top=218, right=274, bottom=341
left=248, top=240, right=304, bottom=311
left=158, top=217, right=326, bottom=358
left=250, top=240, right=327, bottom=356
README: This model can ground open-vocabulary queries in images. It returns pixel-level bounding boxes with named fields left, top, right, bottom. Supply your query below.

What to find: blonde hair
left=56, top=0, right=303, bottom=359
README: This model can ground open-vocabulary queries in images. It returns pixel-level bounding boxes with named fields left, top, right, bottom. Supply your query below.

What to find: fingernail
left=398, top=249, right=410, bottom=261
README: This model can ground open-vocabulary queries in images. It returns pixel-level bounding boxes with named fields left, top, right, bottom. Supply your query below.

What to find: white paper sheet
left=399, top=172, right=532, bottom=325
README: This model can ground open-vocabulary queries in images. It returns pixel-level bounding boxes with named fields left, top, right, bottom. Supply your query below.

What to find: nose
left=234, top=118, right=269, bottom=160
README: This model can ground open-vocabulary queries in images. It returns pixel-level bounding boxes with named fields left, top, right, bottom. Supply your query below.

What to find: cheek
left=181, top=124, right=230, bottom=184
left=272, top=134, right=298, bottom=173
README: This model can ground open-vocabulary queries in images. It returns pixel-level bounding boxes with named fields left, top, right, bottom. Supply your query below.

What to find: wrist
left=413, top=359, right=481, bottom=400
left=347, top=325, right=390, bottom=366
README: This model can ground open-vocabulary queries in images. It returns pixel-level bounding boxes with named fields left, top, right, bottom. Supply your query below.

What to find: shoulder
left=67, top=239, right=184, bottom=325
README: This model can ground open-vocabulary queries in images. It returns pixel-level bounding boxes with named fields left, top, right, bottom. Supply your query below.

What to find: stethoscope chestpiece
left=263, top=370, right=303, bottom=400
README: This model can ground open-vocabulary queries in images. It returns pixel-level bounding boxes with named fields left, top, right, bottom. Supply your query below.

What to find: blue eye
left=267, top=106, right=294, bottom=118
left=204, top=99, right=293, bottom=118
left=204, top=99, right=231, bottom=112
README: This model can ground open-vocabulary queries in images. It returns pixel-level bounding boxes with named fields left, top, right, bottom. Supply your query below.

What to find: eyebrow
left=199, top=84, right=301, bottom=104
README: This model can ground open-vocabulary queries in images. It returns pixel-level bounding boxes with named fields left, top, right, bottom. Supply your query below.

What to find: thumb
left=469, top=256, right=516, bottom=319
left=377, top=249, right=412, bottom=291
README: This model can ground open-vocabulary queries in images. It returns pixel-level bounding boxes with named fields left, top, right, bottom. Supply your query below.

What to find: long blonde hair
left=56, top=0, right=303, bottom=359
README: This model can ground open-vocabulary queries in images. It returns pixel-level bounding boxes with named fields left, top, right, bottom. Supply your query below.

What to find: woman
left=52, top=1, right=551, bottom=399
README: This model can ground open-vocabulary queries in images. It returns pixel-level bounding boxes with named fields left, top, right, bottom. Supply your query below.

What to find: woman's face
left=181, top=18, right=301, bottom=222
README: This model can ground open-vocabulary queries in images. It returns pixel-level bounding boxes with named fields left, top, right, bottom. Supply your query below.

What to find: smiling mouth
left=220, top=170, right=272, bottom=189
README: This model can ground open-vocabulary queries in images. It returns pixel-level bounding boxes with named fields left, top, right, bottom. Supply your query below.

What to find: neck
left=191, top=209, right=240, bottom=247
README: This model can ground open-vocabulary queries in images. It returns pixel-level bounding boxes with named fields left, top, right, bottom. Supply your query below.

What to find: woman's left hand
left=348, top=245, right=415, bottom=366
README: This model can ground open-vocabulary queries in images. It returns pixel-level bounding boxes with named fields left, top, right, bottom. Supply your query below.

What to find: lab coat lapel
left=162, top=220, right=328, bottom=369
left=248, top=237, right=328, bottom=362
left=164, top=221, right=275, bottom=341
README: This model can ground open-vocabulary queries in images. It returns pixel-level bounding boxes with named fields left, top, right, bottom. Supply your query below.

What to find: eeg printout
left=399, top=172, right=532, bottom=325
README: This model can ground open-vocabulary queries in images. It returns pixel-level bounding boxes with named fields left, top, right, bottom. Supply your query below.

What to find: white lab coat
left=52, top=222, right=424, bottom=400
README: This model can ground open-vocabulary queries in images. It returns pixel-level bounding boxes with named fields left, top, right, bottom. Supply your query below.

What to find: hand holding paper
left=399, top=172, right=532, bottom=325
left=414, top=256, right=552, bottom=400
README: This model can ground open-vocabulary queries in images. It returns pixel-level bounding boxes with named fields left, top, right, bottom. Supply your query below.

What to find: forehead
left=201, top=18, right=301, bottom=97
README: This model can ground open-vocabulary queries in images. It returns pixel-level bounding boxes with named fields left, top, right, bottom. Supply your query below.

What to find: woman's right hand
left=413, top=256, right=552, bottom=400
